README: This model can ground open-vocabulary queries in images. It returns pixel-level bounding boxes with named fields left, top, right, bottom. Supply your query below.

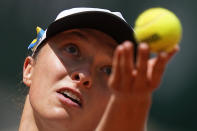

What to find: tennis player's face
left=27, top=29, right=117, bottom=130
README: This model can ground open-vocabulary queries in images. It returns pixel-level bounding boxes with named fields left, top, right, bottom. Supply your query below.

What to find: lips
left=57, top=87, right=83, bottom=108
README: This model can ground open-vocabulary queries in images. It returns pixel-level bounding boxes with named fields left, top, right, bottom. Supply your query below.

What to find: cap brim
left=46, top=11, right=136, bottom=45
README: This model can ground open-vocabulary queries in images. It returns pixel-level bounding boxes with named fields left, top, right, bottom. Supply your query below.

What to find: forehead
left=51, top=28, right=118, bottom=49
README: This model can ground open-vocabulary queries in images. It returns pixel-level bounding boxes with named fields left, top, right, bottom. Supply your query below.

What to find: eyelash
left=63, top=43, right=80, bottom=56
left=101, top=66, right=112, bottom=76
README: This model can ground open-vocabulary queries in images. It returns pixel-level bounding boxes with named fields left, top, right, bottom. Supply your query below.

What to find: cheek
left=34, top=51, right=69, bottom=85
left=91, top=72, right=110, bottom=106
left=94, top=71, right=109, bottom=90
left=80, top=80, right=110, bottom=126
left=28, top=51, right=70, bottom=118
left=30, top=49, right=69, bottom=98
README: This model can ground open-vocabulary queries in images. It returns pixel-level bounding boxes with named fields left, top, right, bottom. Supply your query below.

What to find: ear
left=23, top=56, right=34, bottom=87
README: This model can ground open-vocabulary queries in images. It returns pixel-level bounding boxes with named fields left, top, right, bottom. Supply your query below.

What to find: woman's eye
left=101, top=66, right=112, bottom=75
left=64, top=44, right=79, bottom=56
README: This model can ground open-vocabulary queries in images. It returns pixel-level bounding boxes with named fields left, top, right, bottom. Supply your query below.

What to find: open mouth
left=57, top=90, right=82, bottom=107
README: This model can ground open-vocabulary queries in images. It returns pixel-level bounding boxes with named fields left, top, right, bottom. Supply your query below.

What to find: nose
left=71, top=72, right=92, bottom=89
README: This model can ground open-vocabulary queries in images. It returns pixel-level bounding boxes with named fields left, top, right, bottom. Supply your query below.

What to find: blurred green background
left=0, top=0, right=197, bottom=130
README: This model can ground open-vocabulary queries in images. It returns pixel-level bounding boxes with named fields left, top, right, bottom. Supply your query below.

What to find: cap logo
left=28, top=26, right=45, bottom=51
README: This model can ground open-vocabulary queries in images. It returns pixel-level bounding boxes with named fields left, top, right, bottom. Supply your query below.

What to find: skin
left=20, top=28, right=179, bottom=131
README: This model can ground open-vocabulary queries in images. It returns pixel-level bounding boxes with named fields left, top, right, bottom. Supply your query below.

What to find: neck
left=19, top=95, right=39, bottom=131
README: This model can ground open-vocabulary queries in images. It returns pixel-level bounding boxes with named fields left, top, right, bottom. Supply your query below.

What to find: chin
left=36, top=107, right=73, bottom=130
left=41, top=106, right=71, bottom=120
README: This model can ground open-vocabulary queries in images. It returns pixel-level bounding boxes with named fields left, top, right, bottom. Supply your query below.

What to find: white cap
left=29, top=7, right=136, bottom=54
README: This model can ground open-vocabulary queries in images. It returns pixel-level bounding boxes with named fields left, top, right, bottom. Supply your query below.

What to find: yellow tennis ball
left=134, top=7, right=182, bottom=53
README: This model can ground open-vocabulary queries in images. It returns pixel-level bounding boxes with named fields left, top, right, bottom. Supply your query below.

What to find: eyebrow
left=65, top=30, right=89, bottom=41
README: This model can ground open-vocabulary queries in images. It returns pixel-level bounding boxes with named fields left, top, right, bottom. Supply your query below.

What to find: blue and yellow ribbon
left=28, top=26, right=45, bottom=51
